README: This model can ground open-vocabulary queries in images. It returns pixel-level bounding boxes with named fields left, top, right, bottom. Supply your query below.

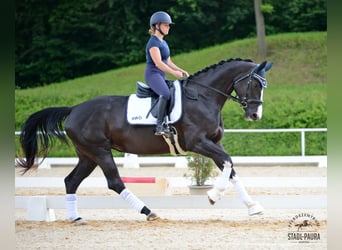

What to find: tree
left=15, top=0, right=326, bottom=88
left=254, top=0, right=266, bottom=60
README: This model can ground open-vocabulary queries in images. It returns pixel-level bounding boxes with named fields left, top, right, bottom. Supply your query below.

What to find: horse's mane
left=188, top=58, right=253, bottom=80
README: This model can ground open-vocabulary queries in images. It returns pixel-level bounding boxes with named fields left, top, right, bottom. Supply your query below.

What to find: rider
left=145, top=11, right=189, bottom=135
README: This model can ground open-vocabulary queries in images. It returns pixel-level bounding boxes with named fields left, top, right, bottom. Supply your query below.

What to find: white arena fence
left=16, top=175, right=327, bottom=221
left=15, top=195, right=327, bottom=221
left=223, top=128, right=327, bottom=157
left=16, top=155, right=327, bottom=169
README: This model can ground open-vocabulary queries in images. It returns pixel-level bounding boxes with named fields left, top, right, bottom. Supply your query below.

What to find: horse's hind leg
left=93, top=148, right=159, bottom=221
left=64, top=155, right=97, bottom=222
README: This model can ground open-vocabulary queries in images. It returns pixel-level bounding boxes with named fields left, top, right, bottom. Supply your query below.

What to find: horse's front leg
left=209, top=161, right=264, bottom=216
left=223, top=174, right=264, bottom=216
left=192, top=140, right=264, bottom=216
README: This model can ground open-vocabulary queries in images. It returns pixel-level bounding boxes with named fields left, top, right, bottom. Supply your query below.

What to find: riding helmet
left=150, top=11, right=174, bottom=26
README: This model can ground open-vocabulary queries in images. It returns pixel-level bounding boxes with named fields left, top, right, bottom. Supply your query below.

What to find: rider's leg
left=155, top=95, right=168, bottom=135
left=144, top=72, right=171, bottom=136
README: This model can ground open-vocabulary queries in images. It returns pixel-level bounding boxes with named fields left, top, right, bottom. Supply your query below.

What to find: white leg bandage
left=120, top=189, right=145, bottom=213
left=207, top=165, right=232, bottom=203
left=66, top=194, right=79, bottom=221
left=214, top=166, right=232, bottom=191
left=230, top=175, right=253, bottom=206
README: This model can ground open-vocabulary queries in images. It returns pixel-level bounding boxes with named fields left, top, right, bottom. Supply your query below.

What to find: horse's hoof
left=147, top=212, right=159, bottom=221
left=247, top=201, right=264, bottom=216
left=71, top=217, right=87, bottom=225
left=207, top=188, right=222, bottom=205
left=208, top=196, right=215, bottom=205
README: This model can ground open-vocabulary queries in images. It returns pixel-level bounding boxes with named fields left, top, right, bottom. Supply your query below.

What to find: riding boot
left=155, top=96, right=168, bottom=135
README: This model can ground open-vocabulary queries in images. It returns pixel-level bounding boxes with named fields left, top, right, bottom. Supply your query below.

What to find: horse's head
left=233, top=61, right=273, bottom=121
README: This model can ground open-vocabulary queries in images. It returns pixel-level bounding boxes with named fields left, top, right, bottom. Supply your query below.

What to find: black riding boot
left=155, top=96, right=168, bottom=135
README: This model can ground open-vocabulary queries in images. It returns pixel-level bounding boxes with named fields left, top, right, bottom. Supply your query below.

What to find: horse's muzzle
left=245, top=109, right=262, bottom=121
left=247, top=112, right=260, bottom=121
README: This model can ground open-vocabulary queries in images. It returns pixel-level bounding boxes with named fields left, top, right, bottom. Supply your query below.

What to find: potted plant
left=186, top=153, right=218, bottom=195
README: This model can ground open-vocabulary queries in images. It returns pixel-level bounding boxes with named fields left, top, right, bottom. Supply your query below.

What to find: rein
left=185, top=67, right=267, bottom=108
left=189, top=80, right=242, bottom=104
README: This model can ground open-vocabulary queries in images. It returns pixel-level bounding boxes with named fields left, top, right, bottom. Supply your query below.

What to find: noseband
left=188, top=65, right=267, bottom=108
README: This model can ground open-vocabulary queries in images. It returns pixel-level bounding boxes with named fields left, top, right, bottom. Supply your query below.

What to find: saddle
left=135, top=80, right=176, bottom=119
left=126, top=80, right=186, bottom=155
left=126, top=80, right=182, bottom=125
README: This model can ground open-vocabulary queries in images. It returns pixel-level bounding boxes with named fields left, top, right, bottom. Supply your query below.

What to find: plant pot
left=188, top=185, right=213, bottom=195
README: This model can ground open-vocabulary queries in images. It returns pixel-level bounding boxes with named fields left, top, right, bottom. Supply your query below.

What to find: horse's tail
left=16, top=107, right=72, bottom=174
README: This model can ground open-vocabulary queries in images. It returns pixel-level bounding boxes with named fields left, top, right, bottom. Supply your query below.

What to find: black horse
left=17, top=58, right=273, bottom=222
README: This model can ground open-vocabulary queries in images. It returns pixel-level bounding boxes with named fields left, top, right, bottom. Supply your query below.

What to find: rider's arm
left=149, top=47, right=183, bottom=78
left=166, top=57, right=189, bottom=77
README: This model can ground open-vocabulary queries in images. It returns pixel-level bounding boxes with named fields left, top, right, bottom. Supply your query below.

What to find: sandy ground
left=16, top=165, right=327, bottom=249
left=16, top=209, right=327, bottom=250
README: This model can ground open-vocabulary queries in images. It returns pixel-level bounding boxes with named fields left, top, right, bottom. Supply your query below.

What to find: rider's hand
left=182, top=71, right=190, bottom=78
left=173, top=71, right=184, bottom=79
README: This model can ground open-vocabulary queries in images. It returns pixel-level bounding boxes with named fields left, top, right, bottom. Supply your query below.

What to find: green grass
left=15, top=32, right=327, bottom=156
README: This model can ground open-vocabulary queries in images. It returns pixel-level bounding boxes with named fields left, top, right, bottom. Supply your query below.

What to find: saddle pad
left=127, top=80, right=182, bottom=125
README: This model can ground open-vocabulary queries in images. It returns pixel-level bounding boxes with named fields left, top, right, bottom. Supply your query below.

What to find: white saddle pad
left=127, top=80, right=182, bottom=125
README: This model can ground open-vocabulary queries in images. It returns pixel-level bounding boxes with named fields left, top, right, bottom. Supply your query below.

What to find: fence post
left=123, top=153, right=139, bottom=168
left=301, top=131, right=305, bottom=156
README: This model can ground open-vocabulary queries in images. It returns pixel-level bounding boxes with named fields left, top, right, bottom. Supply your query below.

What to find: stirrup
left=155, top=130, right=165, bottom=136
left=155, top=124, right=170, bottom=136
left=155, top=125, right=166, bottom=135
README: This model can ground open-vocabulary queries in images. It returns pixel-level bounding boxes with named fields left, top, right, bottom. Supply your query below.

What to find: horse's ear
left=256, top=61, right=267, bottom=72
left=265, top=62, right=273, bottom=72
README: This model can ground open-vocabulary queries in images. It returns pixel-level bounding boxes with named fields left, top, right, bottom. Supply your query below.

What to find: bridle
left=185, top=65, right=268, bottom=108
left=232, top=67, right=267, bottom=108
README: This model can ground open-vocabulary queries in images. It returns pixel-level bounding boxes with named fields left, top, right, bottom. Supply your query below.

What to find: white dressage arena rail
left=34, top=154, right=188, bottom=169
left=17, top=155, right=327, bottom=169
left=15, top=195, right=326, bottom=221
left=16, top=175, right=327, bottom=221
left=15, top=176, right=327, bottom=189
